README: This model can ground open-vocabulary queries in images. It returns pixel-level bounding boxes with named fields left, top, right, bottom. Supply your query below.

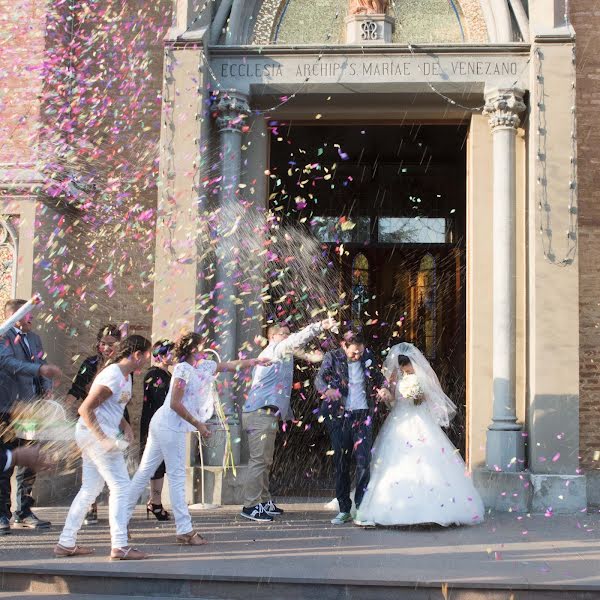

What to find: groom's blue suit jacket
left=315, top=347, right=386, bottom=418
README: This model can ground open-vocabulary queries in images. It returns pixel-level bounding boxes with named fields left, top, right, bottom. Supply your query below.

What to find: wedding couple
left=316, top=333, right=484, bottom=527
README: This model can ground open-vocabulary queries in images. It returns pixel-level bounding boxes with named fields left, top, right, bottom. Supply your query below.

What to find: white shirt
left=77, top=363, right=132, bottom=438
left=346, top=361, right=368, bottom=411
left=243, top=322, right=323, bottom=419
left=153, top=360, right=217, bottom=432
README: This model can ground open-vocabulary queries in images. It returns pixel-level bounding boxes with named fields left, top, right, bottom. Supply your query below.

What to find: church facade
left=1, top=0, right=599, bottom=512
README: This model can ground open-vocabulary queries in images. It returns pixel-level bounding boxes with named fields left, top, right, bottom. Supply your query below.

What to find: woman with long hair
left=140, top=339, right=174, bottom=521
left=127, top=331, right=269, bottom=545
left=65, top=324, right=121, bottom=526
left=54, top=335, right=152, bottom=560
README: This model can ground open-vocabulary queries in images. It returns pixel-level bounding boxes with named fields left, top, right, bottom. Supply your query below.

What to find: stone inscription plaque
left=211, top=53, right=529, bottom=90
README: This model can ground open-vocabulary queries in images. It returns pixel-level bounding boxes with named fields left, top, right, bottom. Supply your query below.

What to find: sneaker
left=240, top=504, right=274, bottom=522
left=262, top=500, right=284, bottom=516
left=83, top=507, right=98, bottom=525
left=330, top=511, right=352, bottom=525
left=13, top=512, right=51, bottom=529
left=0, top=516, right=10, bottom=535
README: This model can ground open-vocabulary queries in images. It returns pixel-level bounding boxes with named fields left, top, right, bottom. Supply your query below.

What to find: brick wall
left=0, top=0, right=45, bottom=166
left=571, top=1, right=600, bottom=470
left=49, top=0, right=172, bottom=441
left=1, top=0, right=172, bottom=446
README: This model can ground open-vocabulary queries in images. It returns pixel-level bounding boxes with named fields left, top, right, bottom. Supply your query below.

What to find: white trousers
left=58, top=428, right=130, bottom=549
left=127, top=418, right=192, bottom=536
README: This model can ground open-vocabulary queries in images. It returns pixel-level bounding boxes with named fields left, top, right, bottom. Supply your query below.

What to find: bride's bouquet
left=398, top=374, right=425, bottom=406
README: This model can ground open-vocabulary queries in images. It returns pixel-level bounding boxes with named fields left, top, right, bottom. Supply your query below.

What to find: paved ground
left=1, top=501, right=599, bottom=595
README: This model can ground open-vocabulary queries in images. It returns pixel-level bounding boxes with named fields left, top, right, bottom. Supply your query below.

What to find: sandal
left=54, top=543, right=95, bottom=557
left=109, top=546, right=149, bottom=560
left=146, top=501, right=170, bottom=521
left=176, top=530, right=208, bottom=546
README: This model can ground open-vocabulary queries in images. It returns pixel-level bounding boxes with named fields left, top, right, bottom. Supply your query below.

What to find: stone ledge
left=473, top=468, right=587, bottom=513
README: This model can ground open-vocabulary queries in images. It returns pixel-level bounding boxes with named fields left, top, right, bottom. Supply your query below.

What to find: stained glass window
left=416, top=254, right=436, bottom=358
left=352, top=253, right=369, bottom=321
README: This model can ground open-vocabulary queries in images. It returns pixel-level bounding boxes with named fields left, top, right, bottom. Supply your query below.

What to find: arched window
left=351, top=253, right=369, bottom=321
left=0, top=217, right=17, bottom=311
left=416, top=254, right=436, bottom=358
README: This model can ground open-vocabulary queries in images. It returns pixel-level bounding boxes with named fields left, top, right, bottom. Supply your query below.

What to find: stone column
left=213, top=90, right=249, bottom=414
left=483, top=87, right=526, bottom=472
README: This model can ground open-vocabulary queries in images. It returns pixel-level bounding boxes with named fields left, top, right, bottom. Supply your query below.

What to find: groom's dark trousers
left=325, top=409, right=372, bottom=513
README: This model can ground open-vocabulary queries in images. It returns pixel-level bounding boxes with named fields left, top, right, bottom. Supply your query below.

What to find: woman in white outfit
left=54, top=335, right=152, bottom=560
left=127, top=331, right=268, bottom=545
left=355, top=342, right=485, bottom=527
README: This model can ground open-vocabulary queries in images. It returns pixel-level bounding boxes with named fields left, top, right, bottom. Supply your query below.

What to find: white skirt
left=355, top=401, right=485, bottom=527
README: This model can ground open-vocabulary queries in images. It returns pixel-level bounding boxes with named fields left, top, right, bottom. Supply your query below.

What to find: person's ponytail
left=105, top=334, right=151, bottom=367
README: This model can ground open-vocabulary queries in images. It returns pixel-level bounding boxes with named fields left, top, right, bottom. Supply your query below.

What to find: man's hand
left=197, top=422, right=212, bottom=438
left=320, top=318, right=338, bottom=331
left=11, top=446, right=52, bottom=471
left=39, top=364, right=62, bottom=385
left=323, top=388, right=342, bottom=401
left=376, top=388, right=393, bottom=403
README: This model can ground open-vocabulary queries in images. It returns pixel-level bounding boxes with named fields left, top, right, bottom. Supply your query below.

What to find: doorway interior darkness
left=267, top=122, right=467, bottom=496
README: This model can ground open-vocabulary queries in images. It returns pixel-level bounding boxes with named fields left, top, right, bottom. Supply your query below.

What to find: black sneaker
left=262, top=500, right=284, bottom=516
left=0, top=516, right=10, bottom=535
left=240, top=504, right=273, bottom=522
left=13, top=512, right=51, bottom=529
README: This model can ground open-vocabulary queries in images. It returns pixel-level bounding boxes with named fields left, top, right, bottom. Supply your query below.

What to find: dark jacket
left=0, top=444, right=9, bottom=473
left=67, top=355, right=101, bottom=401
left=0, top=330, right=49, bottom=412
left=140, top=366, right=171, bottom=445
left=315, top=347, right=386, bottom=417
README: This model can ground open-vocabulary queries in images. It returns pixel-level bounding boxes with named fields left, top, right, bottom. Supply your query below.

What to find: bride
left=354, top=343, right=485, bottom=527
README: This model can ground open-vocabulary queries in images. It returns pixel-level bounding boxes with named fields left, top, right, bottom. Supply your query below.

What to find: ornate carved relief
left=483, top=88, right=526, bottom=131
left=213, top=91, right=250, bottom=132
left=0, top=217, right=18, bottom=309
left=349, top=0, right=389, bottom=15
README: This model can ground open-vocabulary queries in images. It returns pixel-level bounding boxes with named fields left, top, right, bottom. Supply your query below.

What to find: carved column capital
left=213, top=90, right=250, bottom=133
left=483, top=88, right=526, bottom=131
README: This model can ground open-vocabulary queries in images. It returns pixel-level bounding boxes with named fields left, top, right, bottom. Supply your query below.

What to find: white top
left=153, top=360, right=217, bottom=432
left=346, top=361, right=368, bottom=411
left=243, top=322, right=323, bottom=419
left=77, top=363, right=132, bottom=438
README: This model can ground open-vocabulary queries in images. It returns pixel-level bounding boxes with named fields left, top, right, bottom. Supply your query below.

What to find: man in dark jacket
left=315, top=330, right=391, bottom=525
left=0, top=299, right=61, bottom=532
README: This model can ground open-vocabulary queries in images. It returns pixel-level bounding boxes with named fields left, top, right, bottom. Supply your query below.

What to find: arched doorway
left=268, top=123, right=467, bottom=496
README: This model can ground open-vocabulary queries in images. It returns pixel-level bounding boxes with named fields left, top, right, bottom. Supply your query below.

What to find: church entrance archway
left=267, top=122, right=467, bottom=496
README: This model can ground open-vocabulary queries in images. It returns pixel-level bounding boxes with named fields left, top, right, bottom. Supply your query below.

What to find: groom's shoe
left=330, top=512, right=352, bottom=525
left=262, top=500, right=284, bottom=516
left=240, top=504, right=274, bottom=523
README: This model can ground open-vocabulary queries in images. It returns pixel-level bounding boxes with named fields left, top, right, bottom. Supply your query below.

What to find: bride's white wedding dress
left=355, top=372, right=485, bottom=527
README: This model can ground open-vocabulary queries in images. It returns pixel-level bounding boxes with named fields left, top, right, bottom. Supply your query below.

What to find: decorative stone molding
left=213, top=91, right=250, bottom=133
left=345, top=13, right=394, bottom=44
left=483, top=88, right=526, bottom=131
left=0, top=216, right=18, bottom=308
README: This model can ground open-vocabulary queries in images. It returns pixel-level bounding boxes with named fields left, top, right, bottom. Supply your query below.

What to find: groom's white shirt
left=346, top=361, right=368, bottom=411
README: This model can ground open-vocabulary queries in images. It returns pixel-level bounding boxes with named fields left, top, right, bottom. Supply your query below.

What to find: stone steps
left=3, top=568, right=600, bottom=600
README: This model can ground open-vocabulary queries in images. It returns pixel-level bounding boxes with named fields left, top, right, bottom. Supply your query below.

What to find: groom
left=315, top=330, right=390, bottom=525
